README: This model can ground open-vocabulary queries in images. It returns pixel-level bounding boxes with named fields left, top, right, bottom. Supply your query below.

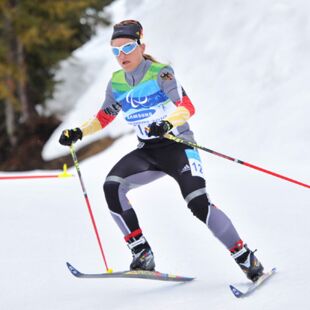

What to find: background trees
left=0, top=0, right=113, bottom=170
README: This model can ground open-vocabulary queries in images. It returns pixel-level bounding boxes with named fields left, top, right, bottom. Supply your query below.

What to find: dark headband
left=111, top=22, right=143, bottom=41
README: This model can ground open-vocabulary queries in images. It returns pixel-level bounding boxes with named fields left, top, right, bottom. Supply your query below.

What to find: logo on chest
left=125, top=109, right=156, bottom=122
left=126, top=89, right=150, bottom=109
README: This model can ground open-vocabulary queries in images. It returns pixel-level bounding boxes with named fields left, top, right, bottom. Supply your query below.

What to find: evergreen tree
left=0, top=0, right=113, bottom=169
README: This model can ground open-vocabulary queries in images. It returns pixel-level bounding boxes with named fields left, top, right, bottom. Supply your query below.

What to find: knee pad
left=187, top=194, right=210, bottom=222
left=103, top=179, right=122, bottom=213
left=103, top=176, right=133, bottom=214
left=103, top=179, right=119, bottom=197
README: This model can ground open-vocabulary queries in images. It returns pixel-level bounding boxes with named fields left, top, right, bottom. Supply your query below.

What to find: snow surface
left=1, top=0, right=310, bottom=309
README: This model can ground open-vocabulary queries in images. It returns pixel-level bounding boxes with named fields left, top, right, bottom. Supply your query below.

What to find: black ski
left=66, top=262, right=194, bottom=282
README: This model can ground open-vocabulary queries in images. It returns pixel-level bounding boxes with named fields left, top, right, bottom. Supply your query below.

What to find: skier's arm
left=157, top=66, right=195, bottom=128
left=59, top=80, right=120, bottom=146
left=80, top=80, right=120, bottom=137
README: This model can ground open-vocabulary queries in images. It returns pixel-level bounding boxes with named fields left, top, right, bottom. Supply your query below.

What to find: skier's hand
left=146, top=120, right=173, bottom=138
left=59, top=128, right=83, bottom=146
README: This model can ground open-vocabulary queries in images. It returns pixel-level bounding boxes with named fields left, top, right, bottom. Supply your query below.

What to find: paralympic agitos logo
left=125, top=89, right=150, bottom=108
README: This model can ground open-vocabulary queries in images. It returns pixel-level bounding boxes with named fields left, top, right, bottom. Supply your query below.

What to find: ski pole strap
left=164, top=133, right=310, bottom=189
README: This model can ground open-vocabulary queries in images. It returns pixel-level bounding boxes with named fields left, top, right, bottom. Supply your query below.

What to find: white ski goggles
left=111, top=41, right=138, bottom=56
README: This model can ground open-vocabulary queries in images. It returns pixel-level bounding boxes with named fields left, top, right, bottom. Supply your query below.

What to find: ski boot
left=232, top=243, right=264, bottom=282
left=127, top=234, right=155, bottom=271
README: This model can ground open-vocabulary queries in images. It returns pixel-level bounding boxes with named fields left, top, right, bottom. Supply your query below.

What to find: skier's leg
left=161, top=143, right=264, bottom=280
left=103, top=148, right=165, bottom=270
left=103, top=148, right=164, bottom=235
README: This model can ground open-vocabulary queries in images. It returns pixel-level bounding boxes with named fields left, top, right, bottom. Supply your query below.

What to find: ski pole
left=69, top=144, right=112, bottom=272
left=164, top=133, right=310, bottom=189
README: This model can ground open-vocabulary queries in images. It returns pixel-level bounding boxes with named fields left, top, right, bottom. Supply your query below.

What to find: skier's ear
left=139, top=43, right=146, bottom=54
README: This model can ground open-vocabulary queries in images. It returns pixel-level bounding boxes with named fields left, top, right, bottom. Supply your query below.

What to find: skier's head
left=111, top=20, right=157, bottom=72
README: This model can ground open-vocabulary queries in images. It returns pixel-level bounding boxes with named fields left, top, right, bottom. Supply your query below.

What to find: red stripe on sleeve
left=175, top=95, right=195, bottom=116
left=96, top=110, right=116, bottom=128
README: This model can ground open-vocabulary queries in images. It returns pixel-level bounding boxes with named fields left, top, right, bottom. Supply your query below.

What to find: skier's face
left=111, top=37, right=145, bottom=72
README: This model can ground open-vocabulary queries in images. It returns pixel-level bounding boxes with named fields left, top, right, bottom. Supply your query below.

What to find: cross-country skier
left=59, top=20, right=264, bottom=282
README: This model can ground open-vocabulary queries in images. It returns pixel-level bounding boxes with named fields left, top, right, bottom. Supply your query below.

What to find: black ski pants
left=103, top=139, right=241, bottom=250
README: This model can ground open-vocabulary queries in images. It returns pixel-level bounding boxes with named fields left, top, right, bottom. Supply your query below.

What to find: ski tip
left=171, top=275, right=195, bottom=282
left=230, top=267, right=277, bottom=298
left=66, top=262, right=81, bottom=277
left=229, top=285, right=244, bottom=298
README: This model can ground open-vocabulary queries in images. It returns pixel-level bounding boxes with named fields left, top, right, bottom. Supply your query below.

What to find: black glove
left=146, top=120, right=173, bottom=138
left=59, top=128, right=83, bottom=146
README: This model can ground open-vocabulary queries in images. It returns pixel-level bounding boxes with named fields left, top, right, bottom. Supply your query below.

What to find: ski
left=229, top=267, right=276, bottom=298
left=66, top=262, right=194, bottom=282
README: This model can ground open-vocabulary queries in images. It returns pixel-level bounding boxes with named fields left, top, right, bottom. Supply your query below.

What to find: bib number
left=185, top=149, right=204, bottom=178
